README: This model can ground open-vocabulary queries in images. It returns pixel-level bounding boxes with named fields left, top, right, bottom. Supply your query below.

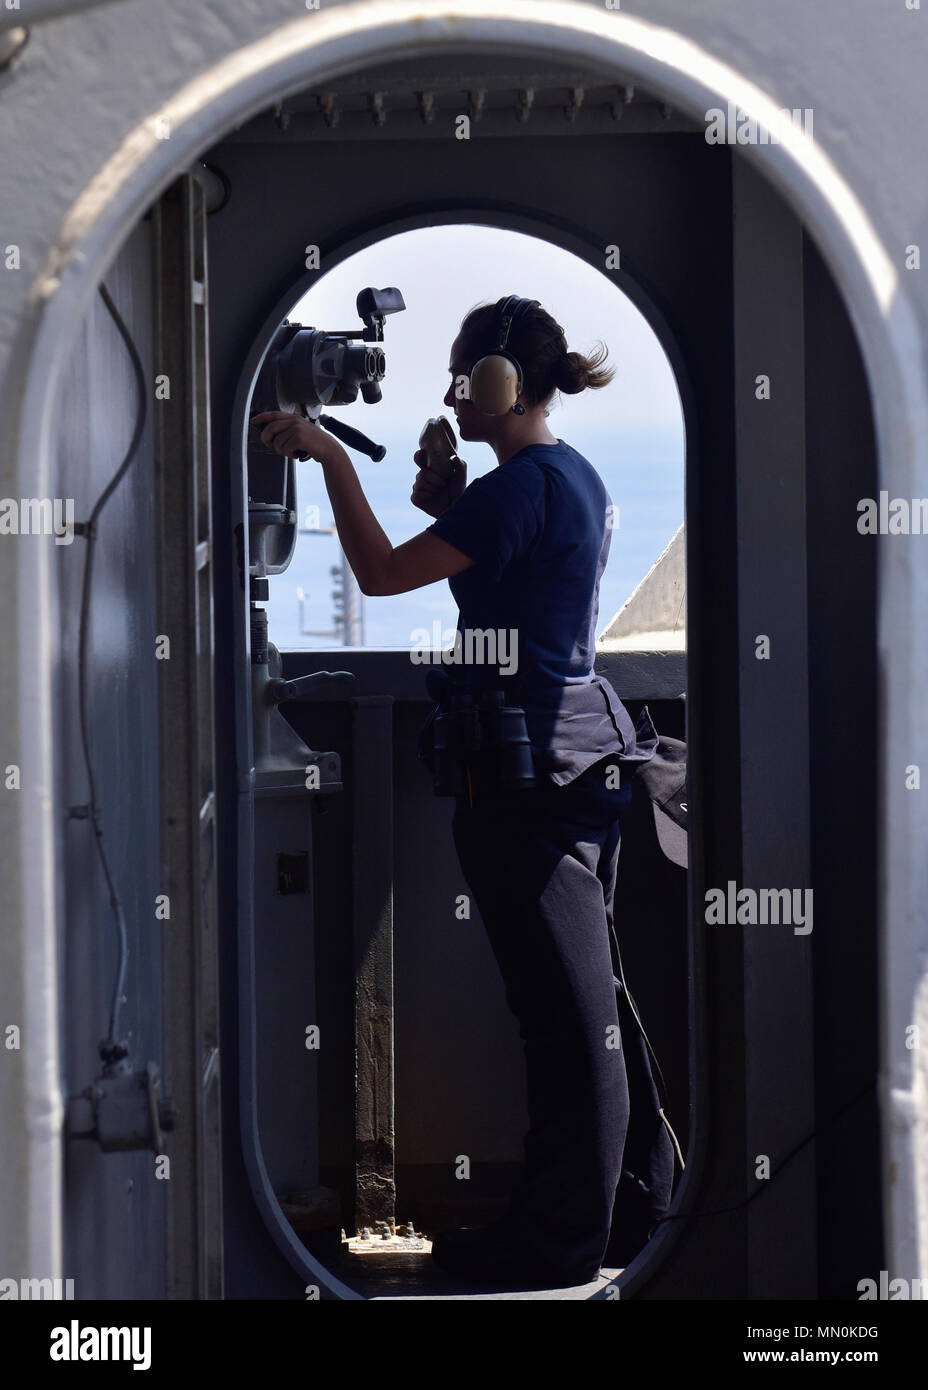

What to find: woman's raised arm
left=252, top=410, right=473, bottom=597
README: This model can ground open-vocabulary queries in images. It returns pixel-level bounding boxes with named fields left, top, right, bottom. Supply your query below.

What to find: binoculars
left=430, top=688, right=537, bottom=796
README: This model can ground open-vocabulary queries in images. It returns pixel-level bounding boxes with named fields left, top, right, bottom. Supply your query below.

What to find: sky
left=262, top=224, right=685, bottom=650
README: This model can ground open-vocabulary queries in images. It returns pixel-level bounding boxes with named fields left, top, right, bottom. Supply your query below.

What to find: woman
left=254, top=295, right=674, bottom=1287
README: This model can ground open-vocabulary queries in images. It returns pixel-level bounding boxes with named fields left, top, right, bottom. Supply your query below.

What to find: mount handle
left=267, top=670, right=356, bottom=705
left=291, top=413, right=385, bottom=462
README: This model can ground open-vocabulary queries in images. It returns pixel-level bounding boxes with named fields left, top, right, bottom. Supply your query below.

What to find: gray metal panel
left=55, top=224, right=168, bottom=1300
left=253, top=794, right=320, bottom=1195
left=732, top=156, right=815, bottom=1298
left=152, top=174, right=224, bottom=1299
left=801, top=231, right=881, bottom=1297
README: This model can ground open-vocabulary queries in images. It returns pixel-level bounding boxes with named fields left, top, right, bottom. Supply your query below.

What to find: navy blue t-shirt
left=425, top=439, right=658, bottom=785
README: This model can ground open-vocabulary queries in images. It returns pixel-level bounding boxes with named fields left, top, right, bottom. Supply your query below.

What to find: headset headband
left=494, top=295, right=538, bottom=353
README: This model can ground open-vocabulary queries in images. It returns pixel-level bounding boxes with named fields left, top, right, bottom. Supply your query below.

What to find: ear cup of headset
left=466, top=295, right=538, bottom=415
left=468, top=354, right=522, bottom=415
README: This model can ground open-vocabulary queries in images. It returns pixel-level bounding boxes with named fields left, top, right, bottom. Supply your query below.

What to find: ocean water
left=264, top=422, right=684, bottom=652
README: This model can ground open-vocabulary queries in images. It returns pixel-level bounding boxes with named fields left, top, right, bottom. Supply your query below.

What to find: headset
left=468, top=295, right=540, bottom=416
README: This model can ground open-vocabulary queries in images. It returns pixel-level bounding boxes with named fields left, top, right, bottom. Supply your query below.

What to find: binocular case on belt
left=427, top=687, right=537, bottom=796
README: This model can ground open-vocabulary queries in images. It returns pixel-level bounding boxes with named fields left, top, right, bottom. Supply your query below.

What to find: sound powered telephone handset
left=418, top=415, right=463, bottom=481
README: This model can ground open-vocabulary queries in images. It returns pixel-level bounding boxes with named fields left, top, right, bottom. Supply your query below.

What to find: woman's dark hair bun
left=554, top=346, right=613, bottom=395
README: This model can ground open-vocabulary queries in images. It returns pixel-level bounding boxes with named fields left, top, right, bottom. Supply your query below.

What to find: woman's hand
left=411, top=449, right=467, bottom=518
left=251, top=411, right=344, bottom=466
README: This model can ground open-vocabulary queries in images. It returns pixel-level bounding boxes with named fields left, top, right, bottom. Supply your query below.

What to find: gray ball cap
left=635, top=735, right=687, bottom=868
